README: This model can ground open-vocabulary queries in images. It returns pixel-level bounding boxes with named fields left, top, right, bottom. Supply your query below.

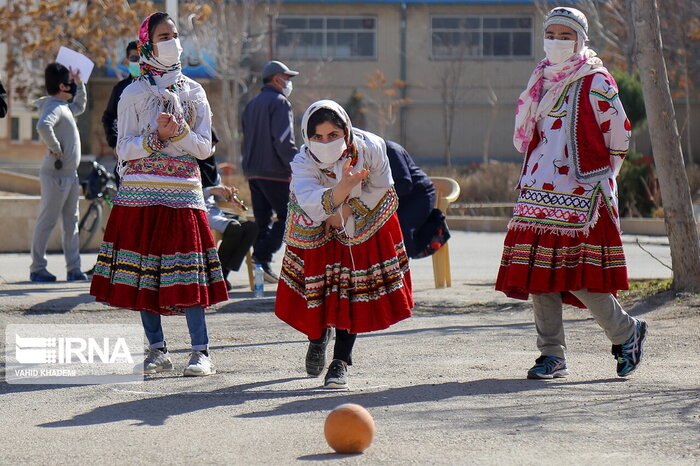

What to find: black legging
left=310, top=328, right=357, bottom=365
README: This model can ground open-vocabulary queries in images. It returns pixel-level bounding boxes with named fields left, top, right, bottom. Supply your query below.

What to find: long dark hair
left=307, top=108, right=346, bottom=138
left=147, top=12, right=173, bottom=42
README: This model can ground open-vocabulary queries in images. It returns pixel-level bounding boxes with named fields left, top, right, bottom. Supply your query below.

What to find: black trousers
left=310, top=328, right=357, bottom=365
left=248, top=179, right=290, bottom=263
left=218, top=221, right=258, bottom=272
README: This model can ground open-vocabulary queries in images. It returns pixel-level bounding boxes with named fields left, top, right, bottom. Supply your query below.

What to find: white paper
left=55, top=46, right=95, bottom=83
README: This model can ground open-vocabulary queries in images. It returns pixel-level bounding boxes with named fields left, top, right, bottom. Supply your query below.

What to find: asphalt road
left=1, top=231, right=697, bottom=465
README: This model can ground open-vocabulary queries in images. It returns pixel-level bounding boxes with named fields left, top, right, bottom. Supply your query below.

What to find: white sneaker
left=142, top=349, right=173, bottom=374
left=183, top=351, right=216, bottom=376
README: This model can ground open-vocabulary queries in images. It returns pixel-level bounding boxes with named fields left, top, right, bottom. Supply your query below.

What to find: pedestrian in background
left=199, top=130, right=258, bottom=291
left=241, top=60, right=299, bottom=283
left=385, top=140, right=450, bottom=259
left=30, top=63, right=87, bottom=282
left=101, top=40, right=139, bottom=186
left=90, top=12, right=228, bottom=377
left=496, top=7, right=646, bottom=379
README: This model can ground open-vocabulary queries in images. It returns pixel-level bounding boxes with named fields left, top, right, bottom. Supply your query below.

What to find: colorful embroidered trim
left=510, top=185, right=600, bottom=231
left=113, top=154, right=205, bottom=210
left=93, top=242, right=224, bottom=290
left=143, top=131, right=167, bottom=154
left=348, top=197, right=370, bottom=217
left=279, top=242, right=409, bottom=308
left=321, top=189, right=337, bottom=216
left=500, top=241, right=627, bottom=270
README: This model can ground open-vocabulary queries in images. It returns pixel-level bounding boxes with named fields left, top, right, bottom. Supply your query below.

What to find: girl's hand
left=339, top=158, right=369, bottom=190
left=156, top=113, right=179, bottom=140
left=325, top=212, right=343, bottom=233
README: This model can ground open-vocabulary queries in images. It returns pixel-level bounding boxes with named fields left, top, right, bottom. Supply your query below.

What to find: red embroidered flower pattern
left=624, top=119, right=632, bottom=131
left=597, top=101, right=611, bottom=112
left=542, top=183, right=555, bottom=191
left=572, top=186, right=586, bottom=195
left=600, top=120, right=611, bottom=133
left=558, top=166, right=569, bottom=175
left=551, top=119, right=563, bottom=130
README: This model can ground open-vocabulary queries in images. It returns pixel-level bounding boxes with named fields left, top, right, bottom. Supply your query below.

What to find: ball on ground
left=324, top=403, right=375, bottom=454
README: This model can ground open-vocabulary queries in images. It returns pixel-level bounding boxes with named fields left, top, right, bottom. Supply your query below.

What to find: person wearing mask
left=496, top=7, right=646, bottom=379
left=102, top=40, right=140, bottom=153
left=275, top=100, right=414, bottom=389
left=30, top=63, right=87, bottom=282
left=241, top=60, right=299, bottom=283
left=90, top=12, right=228, bottom=377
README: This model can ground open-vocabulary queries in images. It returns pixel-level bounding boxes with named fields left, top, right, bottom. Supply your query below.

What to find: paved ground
left=1, top=231, right=698, bottom=465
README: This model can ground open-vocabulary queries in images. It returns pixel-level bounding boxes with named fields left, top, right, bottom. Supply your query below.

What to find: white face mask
left=309, top=137, right=347, bottom=164
left=155, top=38, right=183, bottom=67
left=282, top=79, right=293, bottom=97
left=543, top=39, right=576, bottom=64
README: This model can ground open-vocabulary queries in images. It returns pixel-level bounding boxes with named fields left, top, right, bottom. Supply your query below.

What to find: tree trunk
left=632, top=0, right=700, bottom=292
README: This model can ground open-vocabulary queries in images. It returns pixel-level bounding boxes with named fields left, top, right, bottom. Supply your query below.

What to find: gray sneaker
left=323, top=359, right=349, bottom=389
left=306, top=328, right=332, bottom=377
left=142, top=349, right=173, bottom=374
left=183, top=351, right=216, bottom=376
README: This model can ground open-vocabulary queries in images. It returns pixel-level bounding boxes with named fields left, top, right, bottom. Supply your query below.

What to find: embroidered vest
left=519, top=72, right=613, bottom=186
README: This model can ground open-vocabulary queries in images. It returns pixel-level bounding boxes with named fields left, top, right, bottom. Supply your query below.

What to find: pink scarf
left=513, top=48, right=605, bottom=153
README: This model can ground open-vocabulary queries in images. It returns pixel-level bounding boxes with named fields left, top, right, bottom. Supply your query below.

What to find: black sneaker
left=306, top=328, right=332, bottom=377
left=323, top=359, right=348, bottom=389
left=612, top=319, right=647, bottom=377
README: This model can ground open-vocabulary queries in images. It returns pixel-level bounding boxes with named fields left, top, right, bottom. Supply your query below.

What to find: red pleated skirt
left=90, top=205, right=229, bottom=315
left=496, top=207, right=628, bottom=308
left=275, top=213, right=414, bottom=339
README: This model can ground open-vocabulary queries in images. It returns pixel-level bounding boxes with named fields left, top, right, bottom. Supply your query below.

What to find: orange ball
left=324, top=403, right=375, bottom=454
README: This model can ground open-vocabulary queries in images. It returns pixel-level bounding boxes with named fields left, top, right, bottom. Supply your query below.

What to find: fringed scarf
left=136, top=13, right=186, bottom=119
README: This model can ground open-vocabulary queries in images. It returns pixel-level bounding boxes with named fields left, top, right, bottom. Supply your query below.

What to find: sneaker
left=306, top=329, right=332, bottom=377
left=252, top=256, right=279, bottom=283
left=323, top=359, right=349, bottom=389
left=527, top=355, right=569, bottom=379
left=29, top=269, right=56, bottom=282
left=67, top=269, right=88, bottom=281
left=142, top=348, right=173, bottom=374
left=612, top=319, right=647, bottom=377
left=183, top=351, right=216, bottom=376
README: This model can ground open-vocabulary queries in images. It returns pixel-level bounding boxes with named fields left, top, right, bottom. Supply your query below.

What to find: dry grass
left=425, top=161, right=521, bottom=204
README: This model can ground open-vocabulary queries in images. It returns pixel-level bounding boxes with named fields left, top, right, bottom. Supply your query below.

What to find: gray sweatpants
left=531, top=289, right=636, bottom=359
left=30, top=174, right=81, bottom=274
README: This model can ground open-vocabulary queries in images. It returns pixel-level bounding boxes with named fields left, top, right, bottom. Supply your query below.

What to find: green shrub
left=617, top=151, right=659, bottom=217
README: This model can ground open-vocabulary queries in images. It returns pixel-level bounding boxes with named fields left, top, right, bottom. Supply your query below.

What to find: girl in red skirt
left=275, top=100, right=414, bottom=388
left=497, top=7, right=646, bottom=379
left=90, top=12, right=228, bottom=376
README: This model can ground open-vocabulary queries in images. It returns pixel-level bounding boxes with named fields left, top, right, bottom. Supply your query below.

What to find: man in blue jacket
left=241, top=60, right=299, bottom=282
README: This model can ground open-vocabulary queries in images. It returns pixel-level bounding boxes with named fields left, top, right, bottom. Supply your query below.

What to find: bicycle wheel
left=78, top=202, right=102, bottom=252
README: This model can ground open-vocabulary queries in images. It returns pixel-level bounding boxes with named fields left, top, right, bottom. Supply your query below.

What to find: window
left=11, top=117, right=20, bottom=142
left=31, top=118, right=40, bottom=142
left=276, top=16, right=376, bottom=60
left=431, top=15, right=533, bottom=59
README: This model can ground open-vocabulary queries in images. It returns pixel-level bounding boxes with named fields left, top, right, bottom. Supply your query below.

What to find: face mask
left=543, top=39, right=576, bottom=64
left=282, top=79, right=293, bottom=97
left=128, top=62, right=141, bottom=78
left=309, top=137, right=347, bottom=165
left=154, top=38, right=183, bottom=67
left=64, top=82, right=77, bottom=97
